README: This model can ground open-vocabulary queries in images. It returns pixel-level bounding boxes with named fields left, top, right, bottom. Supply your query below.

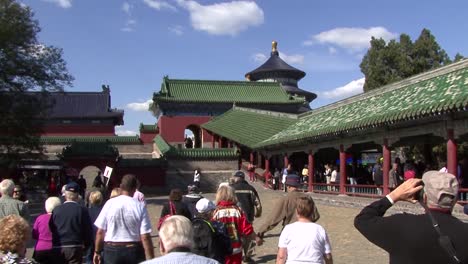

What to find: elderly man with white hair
left=141, top=215, right=219, bottom=264
left=0, top=179, right=30, bottom=220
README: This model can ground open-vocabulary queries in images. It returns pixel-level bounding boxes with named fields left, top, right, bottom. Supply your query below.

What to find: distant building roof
left=30, top=86, right=124, bottom=125
left=154, top=77, right=305, bottom=105
left=245, top=41, right=306, bottom=81
left=245, top=41, right=316, bottom=103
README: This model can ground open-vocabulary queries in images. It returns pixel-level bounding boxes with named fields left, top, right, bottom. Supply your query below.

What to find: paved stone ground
left=146, top=182, right=392, bottom=264
left=26, top=180, right=468, bottom=263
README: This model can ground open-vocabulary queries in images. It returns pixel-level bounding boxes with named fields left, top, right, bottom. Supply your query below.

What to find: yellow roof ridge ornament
left=272, top=41, right=278, bottom=52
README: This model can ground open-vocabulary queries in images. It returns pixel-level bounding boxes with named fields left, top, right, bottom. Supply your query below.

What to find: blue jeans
left=103, top=243, right=145, bottom=264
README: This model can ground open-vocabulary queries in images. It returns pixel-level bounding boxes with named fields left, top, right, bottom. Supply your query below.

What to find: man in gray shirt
left=0, top=179, right=30, bottom=221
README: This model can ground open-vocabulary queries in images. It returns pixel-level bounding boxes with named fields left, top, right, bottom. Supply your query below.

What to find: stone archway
left=79, top=165, right=102, bottom=190
left=185, top=124, right=202, bottom=148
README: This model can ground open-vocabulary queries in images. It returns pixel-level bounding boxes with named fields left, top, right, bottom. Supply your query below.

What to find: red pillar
left=308, top=151, right=314, bottom=192
left=250, top=152, right=255, bottom=164
left=211, top=134, right=216, bottom=149
left=265, top=156, right=270, bottom=186
left=218, top=136, right=223, bottom=149
left=383, top=139, right=391, bottom=195
left=339, top=145, right=346, bottom=194
left=447, top=129, right=457, bottom=175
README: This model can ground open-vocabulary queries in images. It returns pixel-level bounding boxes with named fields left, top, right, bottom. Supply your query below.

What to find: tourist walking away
left=256, top=174, right=320, bottom=245
left=247, top=162, right=255, bottom=182
left=193, top=169, right=201, bottom=189
left=324, top=164, right=332, bottom=191
left=32, top=196, right=61, bottom=263
left=273, top=168, right=280, bottom=190
left=141, top=215, right=219, bottom=264
left=355, top=171, right=468, bottom=264
left=192, top=198, right=232, bottom=263
left=230, top=170, right=261, bottom=263
left=388, top=162, right=401, bottom=189
left=86, top=174, right=106, bottom=207
left=133, top=179, right=146, bottom=206
left=0, top=215, right=37, bottom=263
left=372, top=158, right=383, bottom=195
left=182, top=184, right=203, bottom=218
left=85, top=191, right=104, bottom=264
left=276, top=196, right=333, bottom=264
left=213, top=185, right=257, bottom=264
left=301, top=165, right=308, bottom=184
left=49, top=182, right=93, bottom=264
left=77, top=175, right=87, bottom=199
left=0, top=179, right=30, bottom=221
left=160, top=189, right=193, bottom=223
left=93, top=174, right=154, bottom=264
left=48, top=177, right=58, bottom=197
left=281, top=165, right=290, bottom=192
left=330, top=165, right=339, bottom=192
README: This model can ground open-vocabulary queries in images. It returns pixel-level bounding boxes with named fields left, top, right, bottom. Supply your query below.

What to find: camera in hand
left=414, top=182, right=425, bottom=202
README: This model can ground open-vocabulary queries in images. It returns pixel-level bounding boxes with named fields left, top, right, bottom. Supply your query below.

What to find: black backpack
left=192, top=218, right=232, bottom=263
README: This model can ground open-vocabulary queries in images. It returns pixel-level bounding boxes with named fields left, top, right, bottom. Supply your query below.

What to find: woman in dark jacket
left=160, top=188, right=192, bottom=220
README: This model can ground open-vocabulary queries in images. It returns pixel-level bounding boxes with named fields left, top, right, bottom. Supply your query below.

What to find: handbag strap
left=420, top=201, right=460, bottom=264
left=169, top=201, right=176, bottom=215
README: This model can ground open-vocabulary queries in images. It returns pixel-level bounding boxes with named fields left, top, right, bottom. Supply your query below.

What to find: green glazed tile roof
left=255, top=60, right=468, bottom=148
left=154, top=77, right=304, bottom=104
left=166, top=148, right=239, bottom=160
left=201, top=107, right=298, bottom=149
left=117, top=158, right=167, bottom=167
left=153, top=135, right=172, bottom=154
left=41, top=136, right=141, bottom=145
left=154, top=135, right=238, bottom=160
left=139, top=124, right=158, bottom=132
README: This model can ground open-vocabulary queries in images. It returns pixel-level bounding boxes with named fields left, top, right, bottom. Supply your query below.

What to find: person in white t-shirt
left=277, top=196, right=333, bottom=264
left=93, top=174, right=154, bottom=264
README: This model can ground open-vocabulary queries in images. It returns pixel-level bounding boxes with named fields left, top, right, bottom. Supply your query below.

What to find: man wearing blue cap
left=50, top=181, right=93, bottom=264
left=255, top=174, right=320, bottom=246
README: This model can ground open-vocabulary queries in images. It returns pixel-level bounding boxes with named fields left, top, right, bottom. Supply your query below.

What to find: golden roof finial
left=272, top=41, right=277, bottom=52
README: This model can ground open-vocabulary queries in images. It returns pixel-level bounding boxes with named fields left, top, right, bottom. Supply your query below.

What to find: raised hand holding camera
left=388, top=178, right=424, bottom=204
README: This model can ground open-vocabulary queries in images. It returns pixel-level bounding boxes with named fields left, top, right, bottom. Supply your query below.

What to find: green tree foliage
left=0, top=0, right=73, bottom=169
left=361, top=28, right=462, bottom=92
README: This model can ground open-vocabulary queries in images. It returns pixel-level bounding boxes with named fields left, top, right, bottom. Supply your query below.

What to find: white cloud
left=42, top=0, right=72, bottom=8
left=251, top=52, right=304, bottom=65
left=252, top=53, right=267, bottom=63
left=121, top=19, right=137, bottom=32
left=176, top=0, right=264, bottom=36
left=304, top=27, right=396, bottom=52
left=279, top=52, right=304, bottom=65
left=328, top=46, right=337, bottom=55
left=115, top=127, right=138, bottom=136
left=143, top=0, right=176, bottom=11
left=122, top=2, right=131, bottom=14
left=126, top=99, right=152, bottom=112
left=169, top=25, right=184, bottom=36
left=321, top=77, right=365, bottom=99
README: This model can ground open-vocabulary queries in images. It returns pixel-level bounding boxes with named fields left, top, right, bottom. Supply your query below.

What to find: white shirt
left=133, top=190, right=146, bottom=206
left=193, top=171, right=200, bottom=182
left=94, top=195, right=152, bottom=242
left=278, top=221, right=331, bottom=264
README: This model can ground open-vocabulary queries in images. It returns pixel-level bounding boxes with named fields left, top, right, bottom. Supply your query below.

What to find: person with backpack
left=192, top=198, right=232, bottom=263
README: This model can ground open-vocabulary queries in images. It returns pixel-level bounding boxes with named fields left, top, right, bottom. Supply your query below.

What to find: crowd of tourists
left=1, top=163, right=468, bottom=264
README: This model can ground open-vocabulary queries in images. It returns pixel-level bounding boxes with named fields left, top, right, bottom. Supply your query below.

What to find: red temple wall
left=42, top=124, right=116, bottom=136
left=140, top=132, right=158, bottom=144
left=157, top=116, right=213, bottom=143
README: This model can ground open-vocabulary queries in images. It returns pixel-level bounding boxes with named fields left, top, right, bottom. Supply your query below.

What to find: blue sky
left=22, top=0, right=468, bottom=136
